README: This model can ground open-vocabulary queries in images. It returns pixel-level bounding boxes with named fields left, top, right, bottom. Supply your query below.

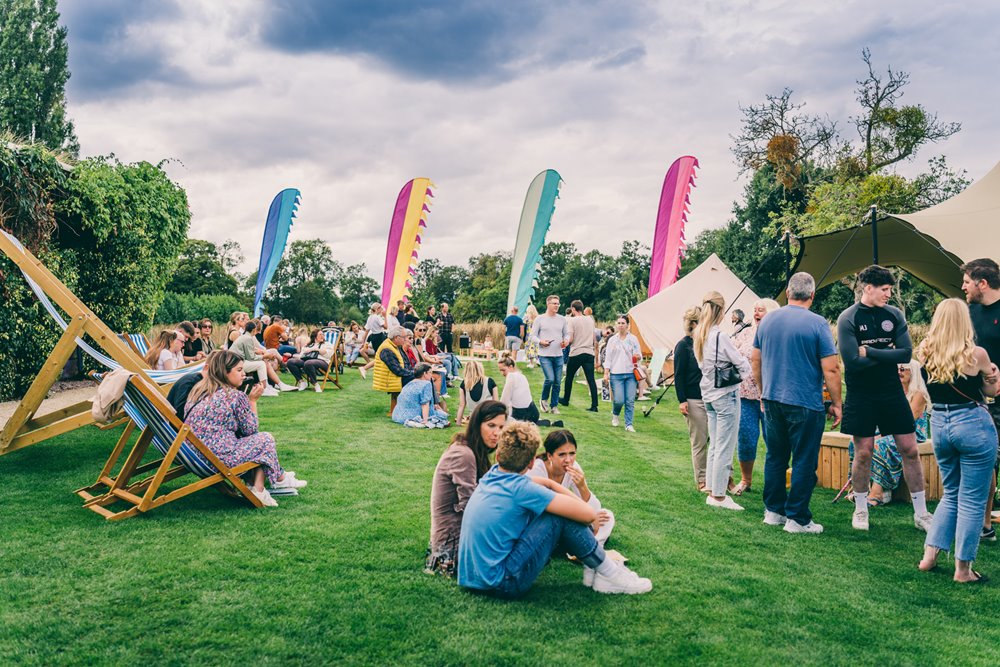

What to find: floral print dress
left=185, top=387, right=284, bottom=483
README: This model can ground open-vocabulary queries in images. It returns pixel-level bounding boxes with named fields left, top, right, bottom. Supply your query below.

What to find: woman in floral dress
left=185, top=350, right=306, bottom=507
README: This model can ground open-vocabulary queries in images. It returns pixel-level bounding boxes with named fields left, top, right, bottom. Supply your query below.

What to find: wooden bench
left=817, top=431, right=943, bottom=501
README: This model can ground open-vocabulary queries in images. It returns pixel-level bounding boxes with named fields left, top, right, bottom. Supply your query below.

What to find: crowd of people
left=135, top=257, right=1000, bottom=593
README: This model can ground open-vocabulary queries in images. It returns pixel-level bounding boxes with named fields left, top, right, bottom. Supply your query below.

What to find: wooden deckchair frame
left=319, top=329, right=343, bottom=391
left=74, top=376, right=264, bottom=520
left=0, top=231, right=155, bottom=456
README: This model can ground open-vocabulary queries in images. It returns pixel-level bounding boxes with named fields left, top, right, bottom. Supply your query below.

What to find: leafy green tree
left=0, top=0, right=77, bottom=154
left=257, top=238, right=341, bottom=315
left=453, top=252, right=510, bottom=321
left=338, top=262, right=380, bottom=314
left=165, top=239, right=239, bottom=296
left=284, top=279, right=340, bottom=324
left=409, top=257, right=470, bottom=311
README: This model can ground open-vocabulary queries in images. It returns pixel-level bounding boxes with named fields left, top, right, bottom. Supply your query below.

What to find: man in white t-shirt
left=531, top=295, right=570, bottom=415
left=561, top=299, right=599, bottom=412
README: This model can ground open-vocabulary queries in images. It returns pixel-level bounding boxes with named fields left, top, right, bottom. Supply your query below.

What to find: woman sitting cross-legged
left=426, top=400, right=507, bottom=576
left=286, top=328, right=335, bottom=391
left=184, top=350, right=306, bottom=507
left=528, top=429, right=615, bottom=548
left=455, top=360, right=499, bottom=425
left=497, top=355, right=563, bottom=427
left=392, top=363, right=451, bottom=428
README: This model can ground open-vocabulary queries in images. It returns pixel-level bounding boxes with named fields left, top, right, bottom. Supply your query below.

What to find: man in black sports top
left=837, top=265, right=931, bottom=533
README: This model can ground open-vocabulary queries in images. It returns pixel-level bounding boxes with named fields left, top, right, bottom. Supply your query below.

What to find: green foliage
left=0, top=136, right=69, bottom=246
left=408, top=257, right=470, bottom=310
left=452, top=252, right=511, bottom=321
left=284, top=279, right=341, bottom=325
left=338, top=262, right=380, bottom=314
left=0, top=0, right=77, bottom=154
left=165, top=239, right=239, bottom=296
left=154, top=291, right=248, bottom=325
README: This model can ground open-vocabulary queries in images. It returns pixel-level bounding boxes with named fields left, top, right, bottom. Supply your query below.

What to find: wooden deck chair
left=319, top=329, right=343, bottom=390
left=0, top=230, right=203, bottom=456
left=122, top=332, right=151, bottom=359
left=75, top=375, right=264, bottom=520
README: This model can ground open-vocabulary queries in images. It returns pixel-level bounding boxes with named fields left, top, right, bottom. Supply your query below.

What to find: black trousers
left=562, top=353, right=598, bottom=409
left=440, top=332, right=453, bottom=353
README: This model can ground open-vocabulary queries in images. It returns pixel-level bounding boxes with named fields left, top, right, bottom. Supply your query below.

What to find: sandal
left=732, top=481, right=751, bottom=496
left=960, top=570, right=989, bottom=584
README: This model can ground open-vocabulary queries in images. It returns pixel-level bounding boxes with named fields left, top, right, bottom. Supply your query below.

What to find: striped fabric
left=122, top=382, right=216, bottom=479
left=127, top=333, right=150, bottom=357
left=323, top=329, right=341, bottom=347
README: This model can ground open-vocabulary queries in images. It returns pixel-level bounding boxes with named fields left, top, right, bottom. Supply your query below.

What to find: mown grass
left=1, top=362, right=998, bottom=666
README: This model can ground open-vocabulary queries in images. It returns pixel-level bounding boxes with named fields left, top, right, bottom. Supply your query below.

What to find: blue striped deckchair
left=75, top=375, right=265, bottom=520
left=320, top=329, right=343, bottom=390
left=124, top=332, right=151, bottom=358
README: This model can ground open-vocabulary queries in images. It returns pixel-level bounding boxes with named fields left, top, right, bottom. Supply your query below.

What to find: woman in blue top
left=392, top=363, right=450, bottom=428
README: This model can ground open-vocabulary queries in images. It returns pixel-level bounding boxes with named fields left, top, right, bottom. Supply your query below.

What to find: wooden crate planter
left=817, top=432, right=942, bottom=501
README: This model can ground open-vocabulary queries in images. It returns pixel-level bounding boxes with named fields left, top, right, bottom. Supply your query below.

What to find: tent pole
left=870, top=205, right=879, bottom=264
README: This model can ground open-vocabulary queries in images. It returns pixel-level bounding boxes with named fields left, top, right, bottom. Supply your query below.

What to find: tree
left=165, top=239, right=239, bottom=296
left=453, top=252, right=510, bottom=321
left=338, top=263, right=380, bottom=314
left=0, top=0, right=77, bottom=154
left=284, top=279, right=339, bottom=325
left=408, top=258, right=470, bottom=311
left=259, top=238, right=341, bottom=314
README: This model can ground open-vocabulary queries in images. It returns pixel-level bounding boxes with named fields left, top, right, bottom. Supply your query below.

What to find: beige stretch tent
left=628, top=253, right=760, bottom=354
left=793, top=160, right=1000, bottom=296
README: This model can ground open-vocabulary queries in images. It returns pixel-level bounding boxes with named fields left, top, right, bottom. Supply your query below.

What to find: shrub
left=154, top=292, right=248, bottom=326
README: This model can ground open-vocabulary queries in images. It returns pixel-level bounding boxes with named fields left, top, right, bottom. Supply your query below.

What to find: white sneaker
left=583, top=567, right=596, bottom=588
left=706, top=495, right=744, bottom=511
left=763, top=510, right=787, bottom=526
left=914, top=512, right=933, bottom=532
left=852, top=510, right=870, bottom=531
left=278, top=381, right=297, bottom=392
left=592, top=563, right=652, bottom=594
left=314, top=383, right=322, bottom=392
left=261, top=385, right=280, bottom=397
left=611, top=415, right=620, bottom=427
left=359, top=367, right=367, bottom=379
left=784, top=519, right=824, bottom=534
left=550, top=406, right=560, bottom=415
left=624, top=424, right=635, bottom=433
left=273, top=472, right=307, bottom=489
left=296, top=380, right=307, bottom=391
left=251, top=488, right=278, bottom=507
left=541, top=404, right=550, bottom=413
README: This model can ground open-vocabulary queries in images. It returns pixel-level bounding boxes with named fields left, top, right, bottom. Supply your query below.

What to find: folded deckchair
left=75, top=375, right=264, bottom=520
left=319, top=329, right=343, bottom=391
left=0, top=230, right=205, bottom=456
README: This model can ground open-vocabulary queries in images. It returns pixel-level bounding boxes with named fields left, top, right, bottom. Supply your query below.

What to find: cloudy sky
left=60, top=0, right=1000, bottom=278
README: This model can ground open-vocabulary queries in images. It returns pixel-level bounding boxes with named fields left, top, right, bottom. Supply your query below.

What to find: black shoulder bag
left=714, top=331, right=743, bottom=389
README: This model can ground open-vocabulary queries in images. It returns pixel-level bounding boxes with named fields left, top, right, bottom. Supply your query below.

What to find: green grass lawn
left=2, top=363, right=999, bottom=666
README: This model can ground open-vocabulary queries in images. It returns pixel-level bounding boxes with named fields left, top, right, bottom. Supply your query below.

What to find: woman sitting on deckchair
left=184, top=350, right=307, bottom=507
left=145, top=330, right=185, bottom=370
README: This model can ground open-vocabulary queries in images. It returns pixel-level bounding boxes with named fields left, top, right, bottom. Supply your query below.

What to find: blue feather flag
left=253, top=188, right=301, bottom=316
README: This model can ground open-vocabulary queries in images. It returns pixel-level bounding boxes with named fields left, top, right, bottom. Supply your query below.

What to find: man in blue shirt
left=503, top=307, right=525, bottom=355
left=458, top=422, right=652, bottom=597
left=752, top=272, right=842, bottom=535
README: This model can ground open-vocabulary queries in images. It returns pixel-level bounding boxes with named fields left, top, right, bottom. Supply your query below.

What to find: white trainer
left=261, top=385, right=280, bottom=397
left=550, top=406, right=560, bottom=415
left=359, top=367, right=367, bottom=379
left=592, top=564, right=652, bottom=594
left=706, top=495, right=744, bottom=511
left=914, top=513, right=933, bottom=532
left=611, top=415, right=620, bottom=427
left=296, top=380, right=308, bottom=391
left=541, top=404, right=550, bottom=413
left=763, top=510, right=787, bottom=526
left=784, top=519, right=824, bottom=534
left=583, top=567, right=596, bottom=588
left=273, top=472, right=307, bottom=490
left=624, top=424, right=635, bottom=433
left=314, top=383, right=322, bottom=392
left=251, top=488, right=278, bottom=507
left=277, top=381, right=297, bottom=392
left=852, top=510, right=870, bottom=531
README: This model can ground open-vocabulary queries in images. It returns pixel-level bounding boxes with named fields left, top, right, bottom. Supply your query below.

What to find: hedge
left=155, top=292, right=248, bottom=325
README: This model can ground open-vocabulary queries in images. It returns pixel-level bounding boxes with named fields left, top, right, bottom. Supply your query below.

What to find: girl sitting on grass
left=392, top=363, right=450, bottom=428
left=426, top=400, right=507, bottom=576
left=528, top=429, right=615, bottom=547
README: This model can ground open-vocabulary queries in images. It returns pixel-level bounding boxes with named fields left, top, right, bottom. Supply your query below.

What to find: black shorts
left=841, top=391, right=915, bottom=438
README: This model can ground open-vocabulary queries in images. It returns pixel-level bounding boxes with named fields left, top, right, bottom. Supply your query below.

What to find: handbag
left=713, top=332, right=742, bottom=389
left=301, top=350, right=321, bottom=361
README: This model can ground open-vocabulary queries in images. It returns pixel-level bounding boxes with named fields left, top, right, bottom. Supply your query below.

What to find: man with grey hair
left=751, top=272, right=842, bottom=534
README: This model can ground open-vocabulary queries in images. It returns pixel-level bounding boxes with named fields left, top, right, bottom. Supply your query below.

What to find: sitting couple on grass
left=457, top=420, right=650, bottom=597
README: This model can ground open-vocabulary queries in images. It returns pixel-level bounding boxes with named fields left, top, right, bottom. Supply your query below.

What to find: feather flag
left=648, top=156, right=698, bottom=298
left=507, top=169, right=563, bottom=314
left=253, top=188, right=301, bottom=316
left=381, top=178, right=435, bottom=309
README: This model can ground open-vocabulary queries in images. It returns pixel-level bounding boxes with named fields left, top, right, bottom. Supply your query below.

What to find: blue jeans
left=344, top=345, right=361, bottom=365
left=609, top=372, right=637, bottom=426
left=440, top=353, right=459, bottom=379
left=926, top=406, right=999, bottom=562
left=538, top=356, right=564, bottom=409
left=738, top=397, right=763, bottom=462
left=762, top=400, right=826, bottom=525
left=491, top=512, right=604, bottom=599
left=277, top=344, right=297, bottom=355
left=706, top=390, right=741, bottom=496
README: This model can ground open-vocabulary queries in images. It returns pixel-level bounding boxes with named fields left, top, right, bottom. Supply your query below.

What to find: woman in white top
left=498, top=355, right=539, bottom=423
left=528, top=429, right=615, bottom=547
left=694, top=291, right=752, bottom=511
left=455, top=360, right=499, bottom=424
left=144, top=330, right=184, bottom=370
left=601, top=314, right=643, bottom=432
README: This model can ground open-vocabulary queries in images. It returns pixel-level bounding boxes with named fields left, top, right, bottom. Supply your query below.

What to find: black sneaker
left=982, top=527, right=997, bottom=543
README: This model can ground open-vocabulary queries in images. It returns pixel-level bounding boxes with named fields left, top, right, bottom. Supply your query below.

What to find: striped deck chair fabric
left=320, top=329, right=343, bottom=390
left=126, top=333, right=150, bottom=358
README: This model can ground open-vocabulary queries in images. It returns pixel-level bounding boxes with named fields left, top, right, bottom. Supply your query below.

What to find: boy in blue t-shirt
left=458, top=421, right=652, bottom=597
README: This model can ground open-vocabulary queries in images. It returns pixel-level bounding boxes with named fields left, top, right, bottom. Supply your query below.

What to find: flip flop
left=732, top=481, right=751, bottom=496
left=961, top=571, right=990, bottom=584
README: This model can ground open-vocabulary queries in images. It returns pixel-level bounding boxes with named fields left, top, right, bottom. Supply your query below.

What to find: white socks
left=595, top=558, right=618, bottom=577
left=912, top=491, right=928, bottom=516
left=854, top=491, right=869, bottom=513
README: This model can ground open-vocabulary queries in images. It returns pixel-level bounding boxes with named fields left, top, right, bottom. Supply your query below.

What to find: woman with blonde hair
left=916, top=298, right=999, bottom=583
left=694, top=291, right=751, bottom=511
left=675, top=306, right=709, bottom=492
left=145, top=330, right=184, bottom=370
left=732, top=298, right=781, bottom=494
left=523, top=303, right=540, bottom=368
left=455, top=360, right=499, bottom=424
left=225, top=311, right=249, bottom=349
left=184, top=350, right=306, bottom=507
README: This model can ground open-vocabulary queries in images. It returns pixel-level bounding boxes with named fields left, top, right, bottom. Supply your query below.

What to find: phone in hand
left=240, top=377, right=258, bottom=395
